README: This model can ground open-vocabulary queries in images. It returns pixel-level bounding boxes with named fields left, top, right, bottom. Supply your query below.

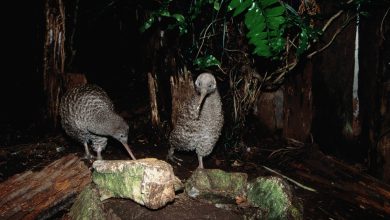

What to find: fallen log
left=0, top=154, right=91, bottom=220
left=288, top=151, right=390, bottom=215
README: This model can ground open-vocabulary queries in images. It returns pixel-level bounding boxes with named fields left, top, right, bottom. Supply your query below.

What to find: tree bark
left=0, top=154, right=91, bottom=220
left=289, top=150, right=390, bottom=215
left=283, top=61, right=313, bottom=142
left=43, top=0, right=66, bottom=127
left=148, top=72, right=161, bottom=128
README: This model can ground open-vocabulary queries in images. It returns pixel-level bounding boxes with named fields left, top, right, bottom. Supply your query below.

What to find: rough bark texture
left=289, top=150, right=390, bottom=215
left=0, top=154, right=91, bottom=220
left=311, top=1, right=390, bottom=177
left=148, top=72, right=160, bottom=128
left=358, top=6, right=390, bottom=183
left=253, top=89, right=284, bottom=134
left=170, top=68, right=195, bottom=127
left=283, top=61, right=313, bottom=142
left=43, top=0, right=66, bottom=127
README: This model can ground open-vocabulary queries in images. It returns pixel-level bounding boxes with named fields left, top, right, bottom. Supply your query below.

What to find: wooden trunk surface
left=283, top=61, right=313, bottom=142
left=0, top=154, right=91, bottom=220
left=148, top=72, right=160, bottom=127
left=288, top=150, right=390, bottom=215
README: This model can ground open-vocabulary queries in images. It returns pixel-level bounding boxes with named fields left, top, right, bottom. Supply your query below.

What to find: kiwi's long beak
left=196, top=90, right=207, bottom=118
left=122, top=142, right=136, bottom=160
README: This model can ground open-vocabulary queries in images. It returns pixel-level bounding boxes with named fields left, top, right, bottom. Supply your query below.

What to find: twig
left=307, top=15, right=357, bottom=59
left=322, top=0, right=354, bottom=33
left=195, top=19, right=222, bottom=59
left=380, top=6, right=390, bottom=40
left=262, top=165, right=318, bottom=192
left=223, top=48, right=249, bottom=55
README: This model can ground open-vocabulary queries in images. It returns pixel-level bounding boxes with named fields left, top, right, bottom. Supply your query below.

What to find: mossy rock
left=247, top=176, right=303, bottom=220
left=92, top=158, right=183, bottom=209
left=185, top=169, right=248, bottom=204
left=69, top=184, right=105, bottom=220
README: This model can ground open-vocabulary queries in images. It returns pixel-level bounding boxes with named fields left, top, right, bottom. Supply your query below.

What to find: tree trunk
left=283, top=61, right=313, bottom=142
left=43, top=0, right=66, bottom=127
left=378, top=82, right=390, bottom=183
left=148, top=72, right=160, bottom=128
left=0, top=154, right=91, bottom=220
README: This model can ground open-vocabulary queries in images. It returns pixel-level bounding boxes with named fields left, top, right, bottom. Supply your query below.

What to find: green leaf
left=247, top=29, right=267, bottom=39
left=140, top=16, right=155, bottom=32
left=268, top=16, right=286, bottom=29
left=261, top=0, right=279, bottom=8
left=249, top=38, right=268, bottom=47
left=297, top=29, right=309, bottom=55
left=253, top=44, right=272, bottom=57
left=233, top=0, right=253, bottom=16
left=158, top=9, right=171, bottom=17
left=270, top=37, right=285, bottom=52
left=228, top=0, right=242, bottom=11
left=194, top=55, right=221, bottom=69
left=214, top=1, right=221, bottom=10
left=265, top=5, right=285, bottom=17
left=246, top=24, right=267, bottom=39
left=172, top=14, right=185, bottom=23
left=245, top=8, right=264, bottom=28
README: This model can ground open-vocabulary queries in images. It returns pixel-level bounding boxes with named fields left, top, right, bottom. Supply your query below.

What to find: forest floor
left=0, top=111, right=389, bottom=219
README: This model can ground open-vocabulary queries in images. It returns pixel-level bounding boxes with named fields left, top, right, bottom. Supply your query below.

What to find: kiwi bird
left=60, top=84, right=136, bottom=160
left=168, top=73, right=223, bottom=168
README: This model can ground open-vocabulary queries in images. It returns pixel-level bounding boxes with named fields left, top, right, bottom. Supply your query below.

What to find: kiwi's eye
left=208, top=84, right=212, bottom=88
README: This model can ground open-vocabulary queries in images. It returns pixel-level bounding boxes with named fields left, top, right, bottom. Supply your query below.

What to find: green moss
left=92, top=164, right=145, bottom=201
left=185, top=169, right=247, bottom=203
left=191, top=170, right=212, bottom=190
left=69, top=185, right=105, bottom=220
left=247, top=177, right=290, bottom=220
left=289, top=205, right=303, bottom=220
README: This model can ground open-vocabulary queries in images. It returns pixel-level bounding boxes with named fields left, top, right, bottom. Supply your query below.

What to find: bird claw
left=167, top=155, right=183, bottom=166
left=82, top=154, right=95, bottom=161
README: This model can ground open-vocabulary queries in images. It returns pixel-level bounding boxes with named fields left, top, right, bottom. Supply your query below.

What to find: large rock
left=92, top=158, right=183, bottom=209
left=68, top=185, right=105, bottom=220
left=185, top=169, right=248, bottom=204
left=247, top=176, right=302, bottom=220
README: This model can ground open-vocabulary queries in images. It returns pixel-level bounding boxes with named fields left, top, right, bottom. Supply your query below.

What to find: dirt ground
left=0, top=115, right=389, bottom=220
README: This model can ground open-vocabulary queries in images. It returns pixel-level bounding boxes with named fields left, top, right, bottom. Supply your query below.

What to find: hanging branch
left=380, top=6, right=390, bottom=40
left=307, top=0, right=355, bottom=59
left=307, top=14, right=357, bottom=59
